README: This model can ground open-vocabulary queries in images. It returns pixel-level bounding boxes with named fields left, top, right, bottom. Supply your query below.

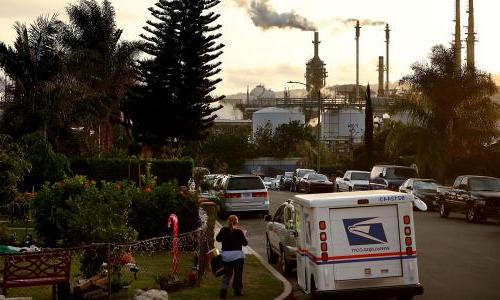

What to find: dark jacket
left=216, top=227, right=248, bottom=251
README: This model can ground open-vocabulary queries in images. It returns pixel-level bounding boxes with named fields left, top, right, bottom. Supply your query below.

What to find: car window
left=460, top=177, right=468, bottom=188
left=469, top=177, right=500, bottom=192
left=226, top=177, right=265, bottom=190
left=308, top=174, right=327, bottom=181
left=351, top=172, right=369, bottom=180
left=414, top=180, right=438, bottom=190
left=273, top=205, right=285, bottom=223
left=370, top=167, right=382, bottom=179
left=344, top=171, right=350, bottom=179
left=298, top=169, right=315, bottom=178
left=284, top=172, right=293, bottom=178
left=385, top=168, right=417, bottom=180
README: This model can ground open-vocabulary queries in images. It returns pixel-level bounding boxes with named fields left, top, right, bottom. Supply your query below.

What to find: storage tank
left=252, top=107, right=305, bottom=135
left=321, top=108, right=365, bottom=143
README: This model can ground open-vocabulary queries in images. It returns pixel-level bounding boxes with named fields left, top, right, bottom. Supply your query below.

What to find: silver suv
left=217, top=175, right=270, bottom=217
left=264, top=200, right=297, bottom=276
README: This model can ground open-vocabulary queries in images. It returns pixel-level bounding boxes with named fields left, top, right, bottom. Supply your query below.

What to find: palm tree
left=61, top=0, right=140, bottom=153
left=387, top=45, right=499, bottom=180
left=0, top=15, right=65, bottom=139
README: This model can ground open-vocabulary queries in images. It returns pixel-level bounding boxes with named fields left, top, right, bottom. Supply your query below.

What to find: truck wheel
left=466, top=205, right=479, bottom=223
left=279, top=247, right=292, bottom=277
left=439, top=203, right=450, bottom=218
left=266, top=236, right=278, bottom=264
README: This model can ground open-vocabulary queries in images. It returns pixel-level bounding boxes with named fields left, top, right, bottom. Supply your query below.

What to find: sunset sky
left=1, top=0, right=499, bottom=95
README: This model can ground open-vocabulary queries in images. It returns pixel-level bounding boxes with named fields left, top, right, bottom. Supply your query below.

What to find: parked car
left=335, top=170, right=370, bottom=192
left=437, top=175, right=500, bottom=223
left=291, top=168, right=316, bottom=192
left=263, top=177, right=273, bottom=189
left=215, top=175, right=270, bottom=218
left=399, top=178, right=441, bottom=210
left=281, top=172, right=294, bottom=191
left=264, top=201, right=297, bottom=276
left=297, top=173, right=334, bottom=193
left=369, top=165, right=418, bottom=191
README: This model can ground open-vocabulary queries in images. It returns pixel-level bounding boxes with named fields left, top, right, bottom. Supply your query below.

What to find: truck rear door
left=329, top=205, right=403, bottom=281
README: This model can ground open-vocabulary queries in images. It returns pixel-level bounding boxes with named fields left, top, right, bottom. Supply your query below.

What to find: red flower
left=144, top=186, right=152, bottom=193
left=58, top=181, right=65, bottom=188
left=115, top=182, right=122, bottom=190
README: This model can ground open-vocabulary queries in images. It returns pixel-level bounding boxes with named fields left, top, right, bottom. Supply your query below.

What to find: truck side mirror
left=264, top=214, right=272, bottom=222
left=379, top=173, right=384, bottom=178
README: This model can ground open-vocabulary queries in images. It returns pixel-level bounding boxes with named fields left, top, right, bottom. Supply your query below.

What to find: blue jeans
left=221, top=258, right=244, bottom=291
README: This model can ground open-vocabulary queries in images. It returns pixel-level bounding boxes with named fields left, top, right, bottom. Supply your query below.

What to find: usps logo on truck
left=343, top=218, right=388, bottom=246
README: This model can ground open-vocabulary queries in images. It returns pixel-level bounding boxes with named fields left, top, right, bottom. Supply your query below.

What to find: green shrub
left=70, top=157, right=193, bottom=186
left=20, top=133, right=72, bottom=191
left=129, top=182, right=200, bottom=239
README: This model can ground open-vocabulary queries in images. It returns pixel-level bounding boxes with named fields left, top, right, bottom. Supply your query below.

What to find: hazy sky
left=1, top=0, right=499, bottom=95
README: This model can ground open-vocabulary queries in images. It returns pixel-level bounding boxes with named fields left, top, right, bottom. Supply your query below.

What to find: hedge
left=70, top=157, right=193, bottom=186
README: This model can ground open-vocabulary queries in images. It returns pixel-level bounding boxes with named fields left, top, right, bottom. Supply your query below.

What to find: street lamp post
left=287, top=81, right=321, bottom=173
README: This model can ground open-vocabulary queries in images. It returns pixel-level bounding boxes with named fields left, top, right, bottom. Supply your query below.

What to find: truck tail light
left=403, top=215, right=410, bottom=224
left=224, top=193, right=241, bottom=198
left=405, top=237, right=412, bottom=246
left=404, top=226, right=411, bottom=236
left=319, top=221, right=326, bottom=230
left=320, top=232, right=327, bottom=241
left=321, top=252, right=328, bottom=261
left=321, top=242, right=328, bottom=251
left=406, top=247, right=413, bottom=256
left=252, top=191, right=268, bottom=198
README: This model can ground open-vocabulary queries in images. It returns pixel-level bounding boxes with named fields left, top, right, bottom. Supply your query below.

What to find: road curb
left=215, top=221, right=293, bottom=300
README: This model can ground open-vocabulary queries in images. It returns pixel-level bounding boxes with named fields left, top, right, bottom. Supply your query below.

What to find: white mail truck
left=293, top=190, right=424, bottom=300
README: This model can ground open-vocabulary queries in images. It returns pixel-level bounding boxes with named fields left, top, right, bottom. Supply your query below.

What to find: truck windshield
left=308, top=174, right=327, bottom=181
left=469, top=178, right=500, bottom=192
left=351, top=172, right=369, bottom=180
left=385, top=168, right=417, bottom=180
left=298, top=169, right=316, bottom=177
left=227, top=177, right=265, bottom=190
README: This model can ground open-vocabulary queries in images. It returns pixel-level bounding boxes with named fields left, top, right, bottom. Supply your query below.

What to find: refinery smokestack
left=355, top=20, right=361, bottom=100
left=385, top=24, right=390, bottom=95
left=466, top=0, right=475, bottom=70
left=378, top=56, right=385, bottom=97
left=314, top=31, right=319, bottom=57
left=454, top=0, right=462, bottom=71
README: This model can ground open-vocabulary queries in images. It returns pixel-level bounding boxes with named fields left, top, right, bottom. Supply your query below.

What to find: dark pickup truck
left=437, top=175, right=500, bottom=223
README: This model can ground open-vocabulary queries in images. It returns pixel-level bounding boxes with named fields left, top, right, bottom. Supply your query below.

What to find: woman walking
left=216, top=215, right=248, bottom=299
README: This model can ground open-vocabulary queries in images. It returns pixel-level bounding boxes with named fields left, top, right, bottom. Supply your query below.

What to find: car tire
left=266, top=236, right=278, bottom=264
left=348, top=186, right=352, bottom=192
left=310, top=276, right=319, bottom=300
left=336, top=185, right=340, bottom=192
left=397, top=296, right=413, bottom=300
left=279, top=247, right=292, bottom=277
left=466, top=205, right=479, bottom=223
left=439, top=202, right=450, bottom=218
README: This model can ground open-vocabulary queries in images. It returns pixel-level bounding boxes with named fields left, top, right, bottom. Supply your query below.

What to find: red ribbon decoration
left=167, top=214, right=179, bottom=274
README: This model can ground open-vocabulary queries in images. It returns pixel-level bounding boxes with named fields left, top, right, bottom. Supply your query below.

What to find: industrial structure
left=385, top=24, right=390, bottom=94
left=305, top=32, right=328, bottom=99
left=466, top=0, right=476, bottom=70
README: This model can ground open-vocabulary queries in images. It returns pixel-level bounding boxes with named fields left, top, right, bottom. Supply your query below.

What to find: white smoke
left=233, top=0, right=316, bottom=31
left=336, top=18, right=385, bottom=26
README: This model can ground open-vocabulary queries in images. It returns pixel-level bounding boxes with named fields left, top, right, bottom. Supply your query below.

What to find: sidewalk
left=214, top=222, right=293, bottom=300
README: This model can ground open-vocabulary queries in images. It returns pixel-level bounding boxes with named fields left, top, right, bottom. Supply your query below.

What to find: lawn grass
left=2, top=252, right=282, bottom=300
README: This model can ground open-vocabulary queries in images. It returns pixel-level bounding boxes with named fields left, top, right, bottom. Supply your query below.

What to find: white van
left=292, top=190, right=423, bottom=300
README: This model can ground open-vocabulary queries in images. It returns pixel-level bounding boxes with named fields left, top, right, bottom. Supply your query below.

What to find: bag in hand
left=210, top=254, right=225, bottom=277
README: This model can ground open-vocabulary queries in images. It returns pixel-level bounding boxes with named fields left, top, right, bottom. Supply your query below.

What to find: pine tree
left=127, top=0, right=224, bottom=148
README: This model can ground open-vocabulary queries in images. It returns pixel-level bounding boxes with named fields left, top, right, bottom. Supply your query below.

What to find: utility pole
left=355, top=20, right=361, bottom=101
left=317, top=89, right=321, bottom=173
left=385, top=24, right=390, bottom=95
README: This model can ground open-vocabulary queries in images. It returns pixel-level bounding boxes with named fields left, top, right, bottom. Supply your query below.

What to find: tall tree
left=388, top=45, right=499, bottom=179
left=127, top=0, right=224, bottom=149
left=62, top=0, right=140, bottom=153
left=0, top=15, right=65, bottom=139
left=364, top=84, right=374, bottom=167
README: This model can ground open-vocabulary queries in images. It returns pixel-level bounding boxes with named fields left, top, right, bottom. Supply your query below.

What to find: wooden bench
left=0, top=250, right=71, bottom=299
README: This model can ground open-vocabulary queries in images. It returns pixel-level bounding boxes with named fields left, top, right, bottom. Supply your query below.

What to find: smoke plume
left=335, top=18, right=385, bottom=26
left=233, top=0, right=316, bottom=31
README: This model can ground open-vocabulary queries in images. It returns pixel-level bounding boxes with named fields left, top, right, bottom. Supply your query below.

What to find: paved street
left=231, top=190, right=500, bottom=300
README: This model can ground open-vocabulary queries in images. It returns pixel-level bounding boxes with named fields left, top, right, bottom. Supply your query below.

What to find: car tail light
left=406, top=247, right=413, bottom=256
left=405, top=237, right=412, bottom=246
left=321, top=242, right=328, bottom=251
left=321, top=252, right=328, bottom=261
left=403, top=215, right=410, bottom=224
left=319, top=221, right=326, bottom=230
left=357, top=199, right=369, bottom=204
left=320, top=232, right=327, bottom=241
left=252, top=191, right=268, bottom=198
left=224, top=193, right=241, bottom=198
left=404, top=226, right=411, bottom=236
